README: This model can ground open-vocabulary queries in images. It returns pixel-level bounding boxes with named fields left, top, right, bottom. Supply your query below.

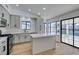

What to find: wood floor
left=11, top=42, right=32, bottom=55
left=11, top=42, right=63, bottom=55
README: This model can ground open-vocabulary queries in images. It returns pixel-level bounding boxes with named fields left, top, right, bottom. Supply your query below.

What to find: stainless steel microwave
left=0, top=18, right=7, bottom=27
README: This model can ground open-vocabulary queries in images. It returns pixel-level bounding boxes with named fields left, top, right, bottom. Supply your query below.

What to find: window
left=27, top=22, right=31, bottom=29
left=57, top=22, right=60, bottom=35
left=44, top=22, right=60, bottom=35
left=50, top=22, right=56, bottom=34
left=48, top=23, right=51, bottom=33
left=44, top=23, right=47, bottom=33
left=21, top=21, right=31, bottom=30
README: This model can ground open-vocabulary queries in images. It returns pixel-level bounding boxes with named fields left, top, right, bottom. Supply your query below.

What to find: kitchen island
left=31, top=33, right=56, bottom=54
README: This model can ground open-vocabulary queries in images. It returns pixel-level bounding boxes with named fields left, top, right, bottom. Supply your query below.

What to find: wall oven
left=0, top=34, right=13, bottom=55
left=0, top=37, right=7, bottom=55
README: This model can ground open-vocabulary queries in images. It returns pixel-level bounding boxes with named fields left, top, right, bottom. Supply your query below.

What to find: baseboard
left=34, top=48, right=56, bottom=55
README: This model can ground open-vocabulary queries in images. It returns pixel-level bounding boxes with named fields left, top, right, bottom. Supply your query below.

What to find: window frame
left=60, top=16, right=79, bottom=49
left=21, top=21, right=31, bottom=30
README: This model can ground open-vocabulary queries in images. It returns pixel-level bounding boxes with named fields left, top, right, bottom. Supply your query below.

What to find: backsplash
left=0, top=27, right=7, bottom=34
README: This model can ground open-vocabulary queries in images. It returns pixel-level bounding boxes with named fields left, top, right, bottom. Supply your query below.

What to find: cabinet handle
left=3, top=46, right=5, bottom=51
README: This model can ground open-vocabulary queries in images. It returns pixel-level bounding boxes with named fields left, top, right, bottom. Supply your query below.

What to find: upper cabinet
left=0, top=5, right=10, bottom=27
left=31, top=17, right=44, bottom=33
left=36, top=17, right=44, bottom=33
left=10, top=15, right=20, bottom=28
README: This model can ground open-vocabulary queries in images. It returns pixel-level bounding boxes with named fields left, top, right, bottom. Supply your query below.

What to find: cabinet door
left=10, top=15, right=16, bottom=28
left=14, top=34, right=20, bottom=43
left=10, top=15, right=20, bottom=28
left=2, top=41, right=7, bottom=55
left=20, top=34, right=26, bottom=42
left=26, top=34, right=31, bottom=41
left=15, top=16, right=20, bottom=28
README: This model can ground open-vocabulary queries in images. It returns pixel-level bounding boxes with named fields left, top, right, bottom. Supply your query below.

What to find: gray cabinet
left=13, top=33, right=31, bottom=44
left=10, top=15, right=20, bottom=28
left=34, top=17, right=43, bottom=33
left=31, top=17, right=44, bottom=33
left=26, top=34, right=31, bottom=41
left=13, top=34, right=20, bottom=43
left=19, top=34, right=26, bottom=42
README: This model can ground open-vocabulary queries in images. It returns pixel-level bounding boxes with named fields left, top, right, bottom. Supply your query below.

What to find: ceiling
left=4, top=4, right=79, bottom=19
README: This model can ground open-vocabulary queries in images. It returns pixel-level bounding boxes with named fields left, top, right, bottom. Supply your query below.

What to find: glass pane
left=21, top=24, right=26, bottom=29
left=21, top=21, right=27, bottom=29
left=27, top=22, right=31, bottom=29
left=48, top=23, right=51, bottom=33
left=51, top=22, right=56, bottom=35
left=44, top=23, right=47, bottom=33
left=62, top=19, right=73, bottom=45
left=74, top=18, right=79, bottom=47
left=57, top=22, right=60, bottom=35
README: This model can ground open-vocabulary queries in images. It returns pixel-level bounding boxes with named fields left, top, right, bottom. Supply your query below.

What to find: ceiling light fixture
left=43, top=8, right=46, bottom=10
left=16, top=4, right=19, bottom=6
left=28, top=9, right=31, bottom=12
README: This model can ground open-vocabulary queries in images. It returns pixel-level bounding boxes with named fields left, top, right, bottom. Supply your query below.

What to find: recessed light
left=16, top=4, right=19, bottom=6
left=28, top=9, right=31, bottom=12
left=43, top=8, right=46, bottom=10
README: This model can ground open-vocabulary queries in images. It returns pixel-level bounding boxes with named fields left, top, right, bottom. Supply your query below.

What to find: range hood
left=0, top=17, right=7, bottom=27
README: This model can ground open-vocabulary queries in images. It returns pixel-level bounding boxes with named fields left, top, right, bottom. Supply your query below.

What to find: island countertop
left=30, top=33, right=56, bottom=38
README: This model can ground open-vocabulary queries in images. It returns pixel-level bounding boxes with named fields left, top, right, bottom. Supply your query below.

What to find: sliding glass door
left=61, top=19, right=73, bottom=45
left=74, top=18, right=79, bottom=47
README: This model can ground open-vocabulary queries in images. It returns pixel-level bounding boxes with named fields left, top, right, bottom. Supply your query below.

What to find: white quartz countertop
left=30, top=33, right=56, bottom=38
left=4, top=28, right=37, bottom=35
left=9, top=31, right=37, bottom=34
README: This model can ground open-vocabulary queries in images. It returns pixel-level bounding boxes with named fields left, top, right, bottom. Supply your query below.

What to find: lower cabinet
left=13, top=33, right=31, bottom=44
left=20, top=34, right=26, bottom=42
left=13, top=34, right=20, bottom=44
left=56, top=35, right=60, bottom=42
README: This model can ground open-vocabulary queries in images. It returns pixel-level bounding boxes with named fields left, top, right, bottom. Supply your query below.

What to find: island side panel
left=32, top=36, right=56, bottom=54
